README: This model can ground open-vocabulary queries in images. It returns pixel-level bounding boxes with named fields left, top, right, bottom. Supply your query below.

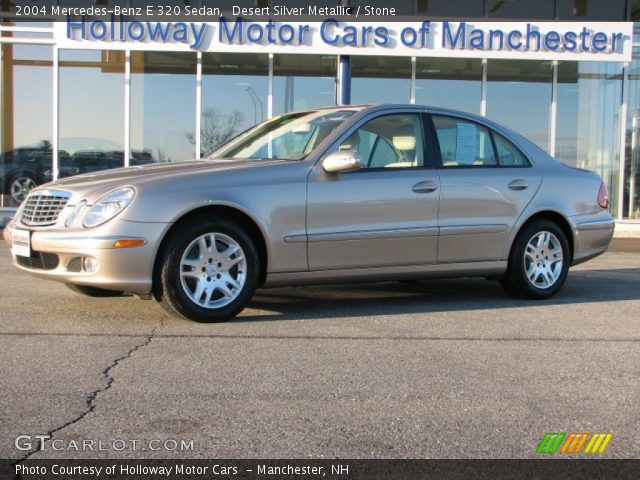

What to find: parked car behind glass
left=1, top=140, right=155, bottom=206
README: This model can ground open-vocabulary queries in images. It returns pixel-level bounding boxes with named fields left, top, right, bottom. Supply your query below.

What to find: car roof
left=308, top=104, right=488, bottom=122
left=304, top=103, right=552, bottom=167
left=293, top=104, right=538, bottom=149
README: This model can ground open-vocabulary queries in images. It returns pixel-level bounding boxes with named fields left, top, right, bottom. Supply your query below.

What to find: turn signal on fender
left=113, top=239, right=145, bottom=248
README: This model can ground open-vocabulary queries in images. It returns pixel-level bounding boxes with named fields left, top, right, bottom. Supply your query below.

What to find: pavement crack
left=12, top=322, right=161, bottom=466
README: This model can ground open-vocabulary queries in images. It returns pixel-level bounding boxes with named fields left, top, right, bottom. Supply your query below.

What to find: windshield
left=210, top=109, right=356, bottom=161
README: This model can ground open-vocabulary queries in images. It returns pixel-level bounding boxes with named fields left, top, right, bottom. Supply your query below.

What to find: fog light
left=82, top=257, right=99, bottom=273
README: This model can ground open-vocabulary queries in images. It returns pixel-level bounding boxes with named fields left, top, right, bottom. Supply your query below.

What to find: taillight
left=597, top=181, right=609, bottom=209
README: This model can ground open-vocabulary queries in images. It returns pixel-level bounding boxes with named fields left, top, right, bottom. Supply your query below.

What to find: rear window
left=493, top=132, right=530, bottom=167
left=432, top=115, right=530, bottom=168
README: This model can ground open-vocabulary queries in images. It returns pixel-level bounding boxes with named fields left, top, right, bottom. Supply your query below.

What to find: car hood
left=47, top=158, right=287, bottom=202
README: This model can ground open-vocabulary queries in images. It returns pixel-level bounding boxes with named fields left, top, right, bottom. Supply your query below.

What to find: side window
left=493, top=132, right=530, bottom=167
left=432, top=115, right=497, bottom=167
left=369, top=137, right=398, bottom=168
left=337, top=114, right=424, bottom=169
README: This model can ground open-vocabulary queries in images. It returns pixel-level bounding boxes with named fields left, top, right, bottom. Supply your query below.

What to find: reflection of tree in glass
left=187, top=108, right=245, bottom=157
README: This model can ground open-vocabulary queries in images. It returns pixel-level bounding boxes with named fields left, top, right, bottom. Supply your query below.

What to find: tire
left=156, top=218, right=259, bottom=323
left=9, top=174, right=37, bottom=205
left=66, top=284, right=125, bottom=297
left=501, top=220, right=570, bottom=300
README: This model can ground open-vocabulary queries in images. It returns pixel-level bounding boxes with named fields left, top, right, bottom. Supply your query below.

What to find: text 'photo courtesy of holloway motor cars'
left=3, top=105, right=614, bottom=323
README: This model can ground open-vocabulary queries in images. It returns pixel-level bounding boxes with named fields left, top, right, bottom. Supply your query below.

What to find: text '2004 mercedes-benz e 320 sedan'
left=4, top=105, right=614, bottom=323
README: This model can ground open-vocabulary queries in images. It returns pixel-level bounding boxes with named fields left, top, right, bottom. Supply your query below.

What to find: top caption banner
left=8, top=2, right=472, bottom=22
left=50, top=19, right=633, bottom=62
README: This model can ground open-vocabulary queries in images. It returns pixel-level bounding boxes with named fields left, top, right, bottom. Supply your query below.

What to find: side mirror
left=322, top=151, right=362, bottom=173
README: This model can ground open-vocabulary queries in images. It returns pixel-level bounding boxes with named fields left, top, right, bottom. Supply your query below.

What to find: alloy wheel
left=11, top=176, right=36, bottom=204
left=523, top=231, right=564, bottom=289
left=179, top=232, right=247, bottom=309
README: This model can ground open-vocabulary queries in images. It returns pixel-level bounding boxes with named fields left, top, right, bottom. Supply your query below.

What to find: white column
left=631, top=115, right=638, bottom=218
left=195, top=51, right=202, bottom=159
left=124, top=49, right=131, bottom=168
left=549, top=60, right=558, bottom=157
left=480, top=58, right=487, bottom=116
left=52, top=46, right=59, bottom=181
left=617, top=62, right=628, bottom=221
left=410, top=57, right=416, bottom=104
left=268, top=53, right=274, bottom=118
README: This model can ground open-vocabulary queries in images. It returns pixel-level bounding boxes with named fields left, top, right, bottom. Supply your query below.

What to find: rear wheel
left=65, top=284, right=124, bottom=297
left=157, top=218, right=259, bottom=322
left=501, top=220, right=570, bottom=299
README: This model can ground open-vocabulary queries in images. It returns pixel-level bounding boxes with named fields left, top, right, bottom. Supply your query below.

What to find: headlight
left=65, top=200, right=87, bottom=227
left=13, top=199, right=27, bottom=223
left=82, top=187, right=135, bottom=228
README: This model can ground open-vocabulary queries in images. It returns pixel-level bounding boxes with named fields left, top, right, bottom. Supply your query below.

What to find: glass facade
left=625, top=57, right=640, bottom=219
left=201, top=53, right=268, bottom=157
left=557, top=61, right=624, bottom=214
left=487, top=60, right=553, bottom=151
left=131, top=52, right=197, bottom=163
left=351, top=56, right=412, bottom=104
left=273, top=54, right=336, bottom=116
left=59, top=49, right=126, bottom=175
left=1, top=19, right=639, bottom=227
left=0, top=44, right=52, bottom=207
left=415, top=58, right=482, bottom=114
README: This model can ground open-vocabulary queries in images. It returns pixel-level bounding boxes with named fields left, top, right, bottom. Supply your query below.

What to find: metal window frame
left=618, top=62, right=629, bottom=221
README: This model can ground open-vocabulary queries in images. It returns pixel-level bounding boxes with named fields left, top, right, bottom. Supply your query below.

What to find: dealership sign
left=54, top=19, right=633, bottom=62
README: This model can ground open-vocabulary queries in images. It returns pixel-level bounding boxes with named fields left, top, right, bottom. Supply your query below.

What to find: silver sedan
left=3, top=105, right=614, bottom=322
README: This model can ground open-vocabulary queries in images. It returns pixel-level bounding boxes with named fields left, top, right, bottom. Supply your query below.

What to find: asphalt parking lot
left=1, top=240, right=639, bottom=461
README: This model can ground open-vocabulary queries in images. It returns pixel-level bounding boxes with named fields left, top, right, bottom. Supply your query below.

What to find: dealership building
left=1, top=1, right=640, bottom=235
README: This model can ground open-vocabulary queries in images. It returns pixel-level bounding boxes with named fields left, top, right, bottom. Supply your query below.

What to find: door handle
left=412, top=180, right=438, bottom=194
left=508, top=179, right=529, bottom=191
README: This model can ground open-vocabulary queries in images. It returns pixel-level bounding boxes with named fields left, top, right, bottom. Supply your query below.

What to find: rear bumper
left=570, top=215, right=615, bottom=266
left=3, top=219, right=169, bottom=294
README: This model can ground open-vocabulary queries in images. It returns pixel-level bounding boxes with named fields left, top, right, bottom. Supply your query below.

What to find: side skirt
left=263, top=261, right=508, bottom=288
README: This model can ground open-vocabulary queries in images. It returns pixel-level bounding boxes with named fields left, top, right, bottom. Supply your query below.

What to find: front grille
left=20, top=190, right=71, bottom=226
left=16, top=251, right=60, bottom=270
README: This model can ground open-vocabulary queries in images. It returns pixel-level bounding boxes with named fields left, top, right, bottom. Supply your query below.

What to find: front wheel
left=501, top=220, right=570, bottom=299
left=157, top=218, right=259, bottom=322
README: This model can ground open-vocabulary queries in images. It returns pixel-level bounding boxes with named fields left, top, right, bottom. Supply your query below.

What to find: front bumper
left=3, top=218, right=170, bottom=294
